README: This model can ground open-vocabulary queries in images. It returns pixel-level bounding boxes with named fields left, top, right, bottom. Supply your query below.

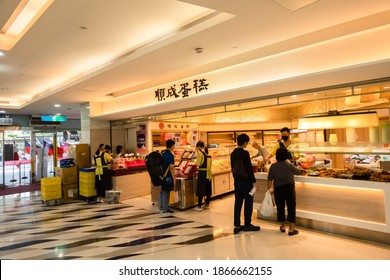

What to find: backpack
left=145, top=150, right=169, bottom=186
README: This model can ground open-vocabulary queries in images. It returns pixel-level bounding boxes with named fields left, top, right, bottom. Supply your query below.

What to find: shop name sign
left=155, top=78, right=209, bottom=102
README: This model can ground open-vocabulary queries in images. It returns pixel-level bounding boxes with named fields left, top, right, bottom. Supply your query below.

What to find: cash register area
left=1, top=190, right=390, bottom=260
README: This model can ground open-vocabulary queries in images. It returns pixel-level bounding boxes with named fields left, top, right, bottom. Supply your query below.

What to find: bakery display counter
left=254, top=172, right=390, bottom=244
left=110, top=166, right=149, bottom=200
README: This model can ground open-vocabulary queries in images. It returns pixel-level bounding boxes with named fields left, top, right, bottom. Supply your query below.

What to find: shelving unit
left=207, top=132, right=234, bottom=147
left=263, top=130, right=279, bottom=150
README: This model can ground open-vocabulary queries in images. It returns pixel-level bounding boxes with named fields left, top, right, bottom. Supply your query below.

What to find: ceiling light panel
left=0, top=0, right=54, bottom=50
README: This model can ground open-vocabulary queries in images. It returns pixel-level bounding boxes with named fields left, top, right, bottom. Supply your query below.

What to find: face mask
left=281, top=136, right=289, bottom=141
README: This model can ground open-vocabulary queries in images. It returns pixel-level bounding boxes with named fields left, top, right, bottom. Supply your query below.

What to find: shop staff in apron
left=193, top=140, right=212, bottom=211
left=266, top=127, right=294, bottom=163
left=93, top=143, right=114, bottom=203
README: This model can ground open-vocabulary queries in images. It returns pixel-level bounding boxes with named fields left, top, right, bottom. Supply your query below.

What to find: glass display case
left=207, top=147, right=234, bottom=196
left=289, top=141, right=390, bottom=181
left=208, top=147, right=231, bottom=173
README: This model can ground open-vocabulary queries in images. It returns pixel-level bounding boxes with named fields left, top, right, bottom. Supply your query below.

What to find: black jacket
left=230, top=147, right=256, bottom=183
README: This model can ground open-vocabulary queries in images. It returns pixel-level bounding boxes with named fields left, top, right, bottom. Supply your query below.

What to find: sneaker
left=203, top=204, right=210, bottom=209
left=100, top=198, right=106, bottom=203
left=96, top=197, right=101, bottom=203
left=193, top=206, right=202, bottom=212
left=167, top=209, right=175, bottom=214
left=233, top=226, right=244, bottom=234
left=161, top=211, right=172, bottom=217
left=243, top=224, right=261, bottom=231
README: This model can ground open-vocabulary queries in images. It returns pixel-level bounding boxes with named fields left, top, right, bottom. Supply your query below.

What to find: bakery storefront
left=99, top=77, right=390, bottom=244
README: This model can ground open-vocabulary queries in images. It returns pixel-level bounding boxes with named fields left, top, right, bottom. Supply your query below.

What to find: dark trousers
left=274, top=183, right=296, bottom=224
left=234, top=179, right=253, bottom=227
left=95, top=168, right=111, bottom=198
left=197, top=179, right=212, bottom=207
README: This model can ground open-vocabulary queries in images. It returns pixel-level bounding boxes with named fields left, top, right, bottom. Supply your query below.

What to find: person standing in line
left=92, top=143, right=114, bottom=203
left=193, top=140, right=212, bottom=211
left=266, top=127, right=294, bottom=163
left=230, top=133, right=261, bottom=234
left=160, top=139, right=176, bottom=216
left=267, top=147, right=302, bottom=236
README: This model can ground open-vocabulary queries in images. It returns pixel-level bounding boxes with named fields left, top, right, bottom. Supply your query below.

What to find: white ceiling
left=1, top=0, right=390, bottom=120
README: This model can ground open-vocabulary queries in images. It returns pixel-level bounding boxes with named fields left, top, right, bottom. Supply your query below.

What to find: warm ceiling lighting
left=298, top=112, right=379, bottom=129
left=54, top=104, right=61, bottom=107
left=0, top=0, right=54, bottom=51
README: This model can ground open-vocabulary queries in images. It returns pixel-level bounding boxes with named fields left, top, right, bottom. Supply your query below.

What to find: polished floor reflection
left=1, top=191, right=390, bottom=260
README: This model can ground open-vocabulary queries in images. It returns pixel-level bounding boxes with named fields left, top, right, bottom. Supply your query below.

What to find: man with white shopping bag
left=231, top=133, right=261, bottom=234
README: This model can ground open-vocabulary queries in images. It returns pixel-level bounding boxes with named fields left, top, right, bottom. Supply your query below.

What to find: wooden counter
left=110, top=167, right=150, bottom=200
left=254, top=172, right=390, bottom=244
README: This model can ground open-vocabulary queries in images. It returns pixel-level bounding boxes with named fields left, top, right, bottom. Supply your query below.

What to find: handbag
left=169, top=190, right=175, bottom=204
left=259, top=190, right=275, bottom=217
left=162, top=176, right=174, bottom=191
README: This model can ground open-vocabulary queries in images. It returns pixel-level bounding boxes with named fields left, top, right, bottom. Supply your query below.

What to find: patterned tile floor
left=1, top=191, right=390, bottom=260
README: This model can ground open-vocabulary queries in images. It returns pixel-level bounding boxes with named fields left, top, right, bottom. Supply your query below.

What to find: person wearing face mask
left=266, top=127, right=294, bottom=163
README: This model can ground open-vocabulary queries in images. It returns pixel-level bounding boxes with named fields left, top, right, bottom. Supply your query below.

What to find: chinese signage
left=155, top=78, right=209, bottom=102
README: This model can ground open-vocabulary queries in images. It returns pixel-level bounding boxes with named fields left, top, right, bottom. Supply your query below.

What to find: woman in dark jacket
left=267, top=147, right=302, bottom=235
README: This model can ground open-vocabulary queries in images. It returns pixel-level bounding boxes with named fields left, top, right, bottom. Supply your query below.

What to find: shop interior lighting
left=0, top=0, right=54, bottom=51
left=225, top=98, right=278, bottom=111
left=298, top=111, right=379, bottom=130
left=185, top=106, right=225, bottom=117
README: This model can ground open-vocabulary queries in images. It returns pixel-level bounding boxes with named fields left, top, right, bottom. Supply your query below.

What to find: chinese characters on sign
left=155, top=78, right=209, bottom=102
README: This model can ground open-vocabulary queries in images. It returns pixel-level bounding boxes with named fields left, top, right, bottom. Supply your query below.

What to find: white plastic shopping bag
left=259, top=190, right=274, bottom=217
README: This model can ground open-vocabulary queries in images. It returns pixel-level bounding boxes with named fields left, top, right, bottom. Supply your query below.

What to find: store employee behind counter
left=266, top=127, right=295, bottom=163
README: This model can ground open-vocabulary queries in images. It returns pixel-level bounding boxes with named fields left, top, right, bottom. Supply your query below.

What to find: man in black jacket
left=231, top=133, right=261, bottom=234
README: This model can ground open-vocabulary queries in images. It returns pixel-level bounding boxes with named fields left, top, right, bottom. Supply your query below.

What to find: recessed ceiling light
left=291, top=95, right=297, bottom=98
left=0, top=51, right=4, bottom=56
left=54, top=104, right=61, bottom=107
left=0, top=110, right=6, bottom=113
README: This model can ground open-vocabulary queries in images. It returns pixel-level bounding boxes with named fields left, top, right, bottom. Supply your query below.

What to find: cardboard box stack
left=56, top=166, right=79, bottom=201
left=41, top=177, right=62, bottom=202
left=75, top=144, right=90, bottom=168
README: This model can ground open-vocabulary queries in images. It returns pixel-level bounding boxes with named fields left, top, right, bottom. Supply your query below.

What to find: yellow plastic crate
left=41, top=190, right=62, bottom=201
left=41, top=178, right=61, bottom=192
left=79, top=186, right=97, bottom=197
